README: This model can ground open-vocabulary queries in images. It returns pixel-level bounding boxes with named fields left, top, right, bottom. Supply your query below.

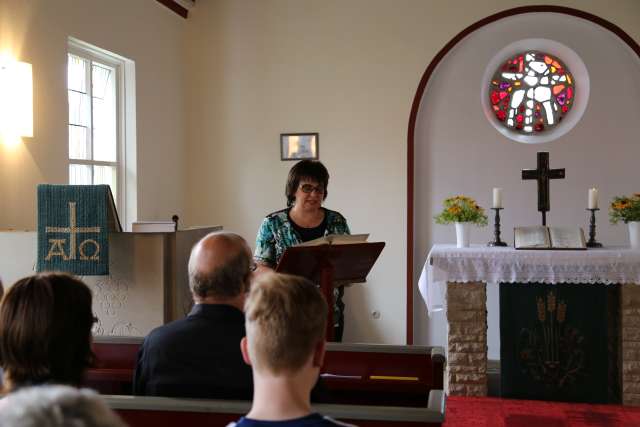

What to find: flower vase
left=455, top=222, right=471, bottom=248
left=629, top=221, right=640, bottom=249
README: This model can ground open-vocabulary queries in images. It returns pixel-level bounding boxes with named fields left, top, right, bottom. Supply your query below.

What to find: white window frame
left=67, top=37, right=137, bottom=229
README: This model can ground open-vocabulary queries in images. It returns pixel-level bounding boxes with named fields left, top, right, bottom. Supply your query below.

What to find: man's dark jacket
left=133, top=303, right=252, bottom=399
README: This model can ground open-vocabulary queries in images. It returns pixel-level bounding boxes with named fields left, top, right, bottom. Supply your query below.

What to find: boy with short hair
left=228, top=273, right=356, bottom=427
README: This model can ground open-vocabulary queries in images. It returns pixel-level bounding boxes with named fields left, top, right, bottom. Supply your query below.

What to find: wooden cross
left=521, top=152, right=565, bottom=226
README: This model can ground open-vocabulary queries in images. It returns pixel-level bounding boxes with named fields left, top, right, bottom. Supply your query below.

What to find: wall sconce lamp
left=0, top=56, right=33, bottom=141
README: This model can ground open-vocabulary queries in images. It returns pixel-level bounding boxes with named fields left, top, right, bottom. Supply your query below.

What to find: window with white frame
left=67, top=38, right=136, bottom=227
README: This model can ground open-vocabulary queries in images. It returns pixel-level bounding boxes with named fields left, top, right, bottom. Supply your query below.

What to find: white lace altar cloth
left=418, top=244, right=640, bottom=314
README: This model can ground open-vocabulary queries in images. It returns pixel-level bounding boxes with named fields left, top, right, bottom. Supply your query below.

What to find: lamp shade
left=0, top=59, right=33, bottom=138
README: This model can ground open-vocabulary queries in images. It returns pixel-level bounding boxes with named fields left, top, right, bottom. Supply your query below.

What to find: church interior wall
left=0, top=0, right=638, bottom=345
left=182, top=0, right=640, bottom=344
left=413, top=11, right=640, bottom=358
left=0, top=0, right=188, bottom=229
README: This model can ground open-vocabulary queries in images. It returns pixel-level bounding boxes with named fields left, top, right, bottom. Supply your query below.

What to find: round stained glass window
left=489, top=51, right=575, bottom=135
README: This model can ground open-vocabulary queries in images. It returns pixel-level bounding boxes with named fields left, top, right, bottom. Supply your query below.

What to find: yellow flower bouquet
left=434, top=195, right=488, bottom=226
left=609, top=193, right=640, bottom=224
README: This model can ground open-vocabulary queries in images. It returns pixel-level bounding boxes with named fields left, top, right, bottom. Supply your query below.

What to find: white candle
left=588, top=188, right=598, bottom=209
left=492, top=188, right=503, bottom=208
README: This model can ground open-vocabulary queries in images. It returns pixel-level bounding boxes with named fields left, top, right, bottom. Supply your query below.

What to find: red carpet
left=443, top=396, right=640, bottom=427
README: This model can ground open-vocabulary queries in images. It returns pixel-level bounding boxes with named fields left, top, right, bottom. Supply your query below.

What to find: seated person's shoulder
left=227, top=414, right=357, bottom=427
left=148, top=316, right=184, bottom=336
left=320, top=415, right=358, bottom=426
left=142, top=316, right=192, bottom=347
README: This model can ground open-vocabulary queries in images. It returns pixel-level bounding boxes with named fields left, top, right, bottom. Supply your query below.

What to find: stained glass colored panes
left=489, top=51, right=575, bottom=134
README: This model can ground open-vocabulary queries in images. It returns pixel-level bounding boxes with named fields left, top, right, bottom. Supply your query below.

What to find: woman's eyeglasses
left=299, top=184, right=325, bottom=194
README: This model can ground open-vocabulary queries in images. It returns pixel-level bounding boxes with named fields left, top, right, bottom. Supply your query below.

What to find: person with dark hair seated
left=254, top=160, right=350, bottom=341
left=0, top=273, right=95, bottom=393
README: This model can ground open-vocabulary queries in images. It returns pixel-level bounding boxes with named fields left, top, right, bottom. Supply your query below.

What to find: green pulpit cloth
left=37, top=184, right=120, bottom=275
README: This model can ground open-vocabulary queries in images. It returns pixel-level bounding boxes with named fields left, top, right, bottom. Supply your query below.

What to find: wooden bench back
left=87, top=337, right=445, bottom=406
left=106, top=392, right=445, bottom=427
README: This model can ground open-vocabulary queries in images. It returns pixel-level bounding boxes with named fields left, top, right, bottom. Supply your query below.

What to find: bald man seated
left=133, top=232, right=255, bottom=399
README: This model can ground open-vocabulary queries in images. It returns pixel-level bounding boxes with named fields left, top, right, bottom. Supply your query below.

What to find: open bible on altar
left=514, top=226, right=586, bottom=250
left=297, top=233, right=369, bottom=247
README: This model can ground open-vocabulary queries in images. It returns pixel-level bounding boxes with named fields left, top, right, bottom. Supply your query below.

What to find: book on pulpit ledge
left=514, top=226, right=586, bottom=250
left=131, top=221, right=176, bottom=232
left=297, top=233, right=369, bottom=247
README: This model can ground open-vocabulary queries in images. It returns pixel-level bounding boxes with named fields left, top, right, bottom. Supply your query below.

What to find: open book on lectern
left=276, top=234, right=382, bottom=285
left=296, top=233, right=369, bottom=247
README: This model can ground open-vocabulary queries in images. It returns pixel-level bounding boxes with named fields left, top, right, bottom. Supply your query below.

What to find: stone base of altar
left=622, top=284, right=640, bottom=406
left=445, top=282, right=487, bottom=396
left=446, top=280, right=640, bottom=406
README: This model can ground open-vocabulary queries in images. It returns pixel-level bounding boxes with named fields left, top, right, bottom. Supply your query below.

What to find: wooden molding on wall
left=406, top=5, right=640, bottom=345
left=155, top=0, right=191, bottom=19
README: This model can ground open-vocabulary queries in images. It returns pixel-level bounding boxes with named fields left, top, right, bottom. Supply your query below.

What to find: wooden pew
left=88, top=336, right=140, bottom=395
left=320, top=343, right=444, bottom=406
left=105, top=391, right=446, bottom=427
left=87, top=337, right=445, bottom=407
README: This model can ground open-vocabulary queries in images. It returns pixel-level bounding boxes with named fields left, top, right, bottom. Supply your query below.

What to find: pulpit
left=418, top=244, right=640, bottom=405
left=0, top=226, right=221, bottom=337
left=276, top=242, right=385, bottom=341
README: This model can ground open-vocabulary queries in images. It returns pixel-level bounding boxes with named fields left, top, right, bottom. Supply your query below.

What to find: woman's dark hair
left=285, top=160, right=329, bottom=207
left=0, top=273, right=95, bottom=390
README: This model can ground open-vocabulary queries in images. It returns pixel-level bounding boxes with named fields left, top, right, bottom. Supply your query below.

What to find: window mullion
left=87, top=58, right=94, bottom=167
left=70, top=159, right=117, bottom=167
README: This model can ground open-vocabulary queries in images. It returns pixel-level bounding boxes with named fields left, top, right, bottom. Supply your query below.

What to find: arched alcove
left=407, top=7, right=640, bottom=354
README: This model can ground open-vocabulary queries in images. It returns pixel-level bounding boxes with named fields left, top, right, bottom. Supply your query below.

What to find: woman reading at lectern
left=253, top=160, right=350, bottom=341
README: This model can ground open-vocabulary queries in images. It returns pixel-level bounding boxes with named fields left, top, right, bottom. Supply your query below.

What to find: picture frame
left=280, top=132, right=319, bottom=161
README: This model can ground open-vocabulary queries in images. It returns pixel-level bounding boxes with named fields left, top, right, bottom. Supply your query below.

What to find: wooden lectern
left=275, top=242, right=385, bottom=341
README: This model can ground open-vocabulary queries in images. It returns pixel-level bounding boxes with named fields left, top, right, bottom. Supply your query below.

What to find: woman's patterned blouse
left=254, top=208, right=350, bottom=268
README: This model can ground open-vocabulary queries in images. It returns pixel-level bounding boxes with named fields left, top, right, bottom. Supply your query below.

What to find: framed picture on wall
left=280, top=133, right=319, bottom=161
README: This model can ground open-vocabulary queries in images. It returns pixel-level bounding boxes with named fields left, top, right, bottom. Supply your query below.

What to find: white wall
left=413, top=12, right=640, bottom=358
left=3, top=0, right=636, bottom=345
left=184, top=0, right=640, bottom=344
left=0, top=0, right=187, bottom=229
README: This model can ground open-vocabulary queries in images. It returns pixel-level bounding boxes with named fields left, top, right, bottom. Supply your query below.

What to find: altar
left=418, top=244, right=640, bottom=406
